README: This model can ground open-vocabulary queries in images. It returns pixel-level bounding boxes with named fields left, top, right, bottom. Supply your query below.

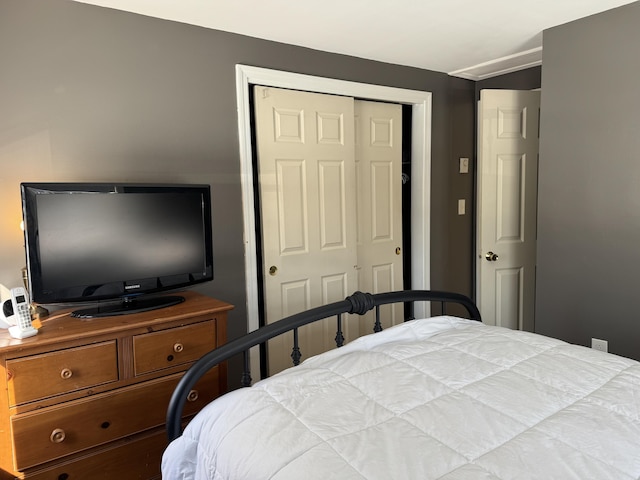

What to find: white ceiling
left=74, top=0, right=636, bottom=80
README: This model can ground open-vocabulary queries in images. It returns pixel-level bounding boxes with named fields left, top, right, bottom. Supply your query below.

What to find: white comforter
left=162, top=317, right=640, bottom=479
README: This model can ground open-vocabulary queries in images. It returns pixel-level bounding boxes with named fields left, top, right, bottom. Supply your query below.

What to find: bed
left=162, top=290, right=640, bottom=479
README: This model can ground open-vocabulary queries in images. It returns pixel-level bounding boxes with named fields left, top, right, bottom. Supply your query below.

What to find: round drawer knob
left=187, top=389, right=199, bottom=402
left=50, top=428, right=66, bottom=444
left=173, top=343, right=184, bottom=353
left=60, top=368, right=73, bottom=379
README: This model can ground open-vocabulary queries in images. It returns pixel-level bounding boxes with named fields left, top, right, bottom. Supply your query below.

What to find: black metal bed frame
left=166, top=289, right=481, bottom=441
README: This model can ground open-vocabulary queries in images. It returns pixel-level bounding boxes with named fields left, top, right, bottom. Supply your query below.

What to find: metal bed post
left=335, top=313, right=345, bottom=348
left=374, top=305, right=382, bottom=332
left=241, top=350, right=252, bottom=388
left=291, top=328, right=302, bottom=366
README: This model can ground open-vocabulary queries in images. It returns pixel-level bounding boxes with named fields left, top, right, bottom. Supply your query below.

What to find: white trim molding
left=449, top=47, right=542, bottom=81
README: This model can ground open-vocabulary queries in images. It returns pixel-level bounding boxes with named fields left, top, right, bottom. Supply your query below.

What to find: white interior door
left=477, top=89, right=540, bottom=331
left=254, top=86, right=358, bottom=374
left=355, top=100, right=403, bottom=334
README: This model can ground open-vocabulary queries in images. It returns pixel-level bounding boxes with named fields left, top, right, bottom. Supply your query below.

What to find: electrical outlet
left=591, top=338, right=608, bottom=353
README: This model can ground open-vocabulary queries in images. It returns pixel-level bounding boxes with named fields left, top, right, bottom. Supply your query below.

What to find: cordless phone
left=2, top=286, right=38, bottom=339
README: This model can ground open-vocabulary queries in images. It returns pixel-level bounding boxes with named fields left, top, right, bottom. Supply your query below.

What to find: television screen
left=21, top=183, right=213, bottom=318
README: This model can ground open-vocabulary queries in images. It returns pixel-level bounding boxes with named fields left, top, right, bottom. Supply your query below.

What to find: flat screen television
left=21, top=182, right=214, bottom=318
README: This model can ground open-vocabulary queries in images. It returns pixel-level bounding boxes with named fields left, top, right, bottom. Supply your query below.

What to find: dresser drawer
left=6, top=341, right=118, bottom=406
left=11, top=368, right=221, bottom=470
left=133, top=320, right=216, bottom=375
left=24, top=430, right=166, bottom=480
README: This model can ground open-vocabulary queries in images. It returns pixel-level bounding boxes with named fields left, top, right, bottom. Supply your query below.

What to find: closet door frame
left=235, top=64, right=432, bottom=377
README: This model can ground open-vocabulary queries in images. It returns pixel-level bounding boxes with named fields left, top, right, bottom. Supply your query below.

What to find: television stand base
left=70, top=295, right=185, bottom=319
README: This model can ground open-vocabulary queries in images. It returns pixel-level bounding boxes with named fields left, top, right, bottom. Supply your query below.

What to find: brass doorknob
left=485, top=251, right=499, bottom=262
left=269, top=266, right=278, bottom=276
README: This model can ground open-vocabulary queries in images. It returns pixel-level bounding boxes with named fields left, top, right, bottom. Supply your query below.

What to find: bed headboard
left=167, top=289, right=481, bottom=441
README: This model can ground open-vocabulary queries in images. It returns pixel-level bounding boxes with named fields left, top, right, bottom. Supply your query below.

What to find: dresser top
left=0, top=291, right=233, bottom=354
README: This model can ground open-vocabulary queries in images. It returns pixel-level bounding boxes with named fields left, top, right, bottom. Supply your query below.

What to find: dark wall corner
left=475, top=66, right=542, bottom=100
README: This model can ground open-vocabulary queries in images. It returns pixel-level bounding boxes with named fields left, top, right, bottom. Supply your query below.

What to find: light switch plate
left=459, top=157, right=469, bottom=174
left=458, top=199, right=466, bottom=215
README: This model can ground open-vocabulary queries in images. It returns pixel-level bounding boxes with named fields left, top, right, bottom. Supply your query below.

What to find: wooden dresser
left=0, top=291, right=232, bottom=479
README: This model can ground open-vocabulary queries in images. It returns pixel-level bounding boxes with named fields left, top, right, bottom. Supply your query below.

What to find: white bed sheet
left=162, top=316, right=640, bottom=479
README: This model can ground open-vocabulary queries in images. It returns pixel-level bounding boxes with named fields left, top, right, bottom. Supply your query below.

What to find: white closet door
left=355, top=100, right=403, bottom=334
left=254, top=85, right=357, bottom=374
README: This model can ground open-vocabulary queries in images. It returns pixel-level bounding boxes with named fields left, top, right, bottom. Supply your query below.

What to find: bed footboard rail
left=167, top=289, right=480, bottom=441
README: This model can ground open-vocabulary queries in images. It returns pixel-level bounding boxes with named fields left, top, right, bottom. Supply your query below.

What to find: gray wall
left=476, top=66, right=541, bottom=99
left=536, top=2, right=640, bottom=360
left=0, top=0, right=477, bottom=375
